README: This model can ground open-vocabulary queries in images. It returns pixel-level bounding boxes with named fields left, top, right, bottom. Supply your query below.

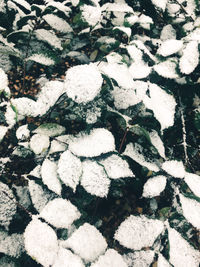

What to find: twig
left=119, top=127, right=129, bottom=154
left=174, top=0, right=195, bottom=22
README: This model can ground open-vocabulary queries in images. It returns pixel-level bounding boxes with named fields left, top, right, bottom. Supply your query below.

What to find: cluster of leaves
left=0, top=0, right=200, bottom=266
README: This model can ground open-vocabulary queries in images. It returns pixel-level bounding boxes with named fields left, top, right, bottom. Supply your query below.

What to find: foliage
left=0, top=0, right=200, bottom=266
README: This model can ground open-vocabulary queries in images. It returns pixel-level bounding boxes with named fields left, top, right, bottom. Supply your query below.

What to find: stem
left=174, top=0, right=195, bottom=22
left=119, top=127, right=129, bottom=154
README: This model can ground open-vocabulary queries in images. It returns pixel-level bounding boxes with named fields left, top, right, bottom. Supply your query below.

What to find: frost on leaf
left=69, top=128, right=115, bottom=157
left=149, top=130, right=165, bottom=158
left=129, top=62, right=151, bottom=79
left=157, top=253, right=171, bottom=267
left=179, top=41, right=199, bottom=74
left=33, top=123, right=66, bottom=137
left=57, top=150, right=82, bottom=192
left=53, top=247, right=84, bottom=267
left=114, top=215, right=164, bottom=250
left=142, top=175, right=167, bottom=198
left=63, top=223, right=107, bottom=262
left=184, top=172, right=200, bottom=198
left=160, top=25, right=176, bottom=41
left=0, top=182, right=17, bottom=227
left=35, top=29, right=62, bottom=50
left=162, top=160, right=185, bottom=178
left=43, top=14, right=73, bottom=33
left=27, top=54, right=55, bottom=66
left=24, top=218, right=58, bottom=267
left=0, top=126, right=8, bottom=142
left=151, top=0, right=167, bottom=11
left=157, top=40, right=183, bottom=57
left=99, top=154, right=134, bottom=179
left=28, top=180, right=54, bottom=213
left=81, top=160, right=110, bottom=198
left=0, top=233, right=24, bottom=258
left=41, top=159, right=62, bottom=195
left=179, top=194, right=200, bottom=230
left=30, top=134, right=50, bottom=154
left=91, top=249, right=127, bottom=267
left=0, top=68, right=8, bottom=90
left=123, top=143, right=160, bottom=172
left=81, top=4, right=101, bottom=26
left=39, top=198, right=81, bottom=229
left=16, top=124, right=30, bottom=140
left=123, top=250, right=155, bottom=267
left=65, top=64, right=103, bottom=104
left=168, top=227, right=200, bottom=267
left=154, top=59, right=179, bottom=79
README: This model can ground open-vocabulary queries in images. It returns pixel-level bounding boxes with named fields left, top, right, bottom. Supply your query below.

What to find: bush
left=0, top=0, right=200, bottom=266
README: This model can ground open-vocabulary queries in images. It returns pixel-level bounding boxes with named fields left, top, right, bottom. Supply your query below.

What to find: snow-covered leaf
left=157, top=40, right=183, bottom=57
left=24, top=218, right=58, bottom=267
left=91, top=249, right=127, bottom=267
left=68, top=128, right=115, bottom=157
left=149, top=130, right=165, bottom=158
left=142, top=175, right=167, bottom=198
left=64, top=64, right=103, bottom=104
left=43, top=14, right=73, bottom=33
left=162, top=160, right=185, bottom=178
left=0, top=233, right=24, bottom=258
left=129, top=62, right=151, bottom=79
left=33, top=123, right=66, bottom=137
left=160, top=25, right=176, bottom=41
left=62, top=223, right=107, bottom=262
left=81, top=160, right=110, bottom=197
left=0, top=256, right=18, bottom=267
left=154, top=59, right=179, bottom=79
left=184, top=172, right=200, bottom=198
left=123, top=250, right=155, bottom=267
left=114, top=26, right=131, bottom=38
left=30, top=134, right=50, bottom=154
left=41, top=159, right=62, bottom=195
left=168, top=226, right=200, bottom=267
left=57, top=150, right=82, bottom=192
left=157, top=253, right=171, bottom=267
left=0, top=126, right=8, bottom=142
left=35, top=29, right=62, bottom=50
left=16, top=124, right=30, bottom=140
left=151, top=0, right=167, bottom=11
left=179, top=41, right=199, bottom=74
left=81, top=4, right=101, bottom=26
left=0, top=182, right=17, bottom=227
left=53, top=247, right=84, bottom=267
left=39, top=198, right=81, bottom=228
left=123, top=143, right=160, bottom=172
left=179, top=194, right=200, bottom=230
left=114, top=215, right=164, bottom=250
left=99, top=154, right=134, bottom=179
left=27, top=54, right=55, bottom=66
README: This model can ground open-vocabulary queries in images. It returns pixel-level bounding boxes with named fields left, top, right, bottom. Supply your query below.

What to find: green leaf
left=17, top=15, right=36, bottom=29
left=7, top=30, right=30, bottom=43
left=194, top=111, right=200, bottom=131
left=10, top=104, right=18, bottom=122
left=33, top=123, right=66, bottom=137
left=0, top=45, right=22, bottom=58
left=129, top=125, right=151, bottom=143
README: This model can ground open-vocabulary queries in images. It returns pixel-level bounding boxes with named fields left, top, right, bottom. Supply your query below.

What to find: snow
left=12, top=0, right=30, bottom=10
left=39, top=198, right=81, bottom=229
left=99, top=154, right=134, bottom=179
left=30, top=134, right=50, bottom=154
left=27, top=54, right=55, bottom=66
left=184, top=172, right=200, bottom=198
left=35, top=29, right=62, bottom=50
left=41, top=159, right=62, bottom=195
left=11, top=97, right=37, bottom=117
left=0, top=126, right=7, bottom=141
left=162, top=160, right=185, bottom=178
left=123, top=250, right=155, bottom=267
left=149, top=130, right=166, bottom=158
left=142, top=175, right=167, bottom=198
left=81, top=160, right=110, bottom=197
left=157, top=253, right=171, bottom=267
left=91, top=249, right=127, bottom=267
left=46, top=1, right=71, bottom=16
left=151, top=0, right=167, bottom=11
left=53, top=247, right=84, bottom=267
left=57, top=150, right=82, bottom=192
left=0, top=182, right=17, bottom=227
left=81, top=4, right=101, bottom=26
left=63, top=223, right=107, bottom=262
left=157, top=40, right=183, bottom=57
left=114, top=215, right=164, bottom=250
left=154, top=59, right=179, bottom=79
left=114, top=26, right=131, bottom=38
left=65, top=64, right=103, bottom=104
left=138, top=14, right=153, bottom=30
left=168, top=226, right=200, bottom=267
left=43, top=14, right=73, bottom=33
left=129, top=62, right=151, bottom=79
left=160, top=25, right=176, bottom=41
left=0, top=233, right=24, bottom=258
left=33, top=123, right=66, bottom=137
left=24, top=218, right=58, bottom=267
left=179, top=41, right=199, bottom=74
left=68, top=128, right=115, bottom=157
left=123, top=143, right=160, bottom=172
left=101, top=3, right=133, bottom=13
left=179, top=194, right=200, bottom=230
left=16, top=124, right=30, bottom=140
left=0, top=68, right=8, bottom=90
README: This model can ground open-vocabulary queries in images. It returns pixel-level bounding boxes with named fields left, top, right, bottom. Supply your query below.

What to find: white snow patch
left=0, top=233, right=24, bottom=258
left=162, top=160, right=185, bottom=178
left=142, top=175, right=167, bottom=198
left=157, top=253, right=171, bottom=267
left=154, top=59, right=179, bottom=79
left=0, top=126, right=7, bottom=141
left=43, top=14, right=73, bottom=33
left=129, top=62, right=151, bottom=79
left=151, top=0, right=167, bottom=11
left=16, top=124, right=30, bottom=140
left=63, top=223, right=107, bottom=262
left=0, top=68, right=8, bottom=90
left=149, top=130, right=165, bottom=158
left=123, top=250, right=155, bottom=267
left=24, top=218, right=58, bottom=267
left=39, top=198, right=81, bottom=229
left=184, top=172, right=200, bottom=198
left=158, top=40, right=183, bottom=57
left=30, top=134, right=50, bottom=154
left=101, top=3, right=133, bottom=13
left=41, top=159, right=61, bottom=195
left=99, top=154, right=134, bottom=179
left=179, top=194, right=200, bottom=230
left=53, top=247, right=84, bottom=267
left=35, top=29, right=62, bottom=50
left=160, top=25, right=176, bottom=41
left=91, top=249, right=127, bottom=267
left=69, top=128, right=115, bottom=157
left=114, top=215, right=164, bottom=250
left=27, top=54, right=55, bottom=66
left=81, top=160, right=110, bottom=197
left=57, top=150, right=82, bottom=192
left=81, top=4, right=101, bottom=26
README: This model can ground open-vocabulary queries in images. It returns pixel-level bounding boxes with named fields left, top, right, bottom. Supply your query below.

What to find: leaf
left=35, top=29, right=63, bottom=50
left=33, top=123, right=66, bottom=137
left=39, top=198, right=81, bottom=229
left=114, top=215, right=164, bottom=250
left=129, top=125, right=151, bottom=144
left=27, top=53, right=56, bottom=66
left=7, top=30, right=29, bottom=43
left=142, top=175, right=167, bottom=198
left=194, top=111, right=200, bottom=131
left=184, top=172, right=200, bottom=198
left=162, top=160, right=185, bottom=178
left=91, top=249, right=127, bottom=267
left=43, top=14, right=73, bottom=33
left=53, top=248, right=84, bottom=267
left=17, top=15, right=36, bottom=29
left=24, top=218, right=58, bottom=267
